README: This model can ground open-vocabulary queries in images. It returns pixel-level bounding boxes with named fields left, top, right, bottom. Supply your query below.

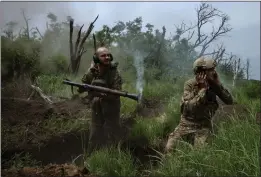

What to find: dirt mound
left=1, top=78, right=34, bottom=99
left=135, top=98, right=165, bottom=118
left=2, top=98, right=53, bottom=125
left=1, top=97, right=88, bottom=125
left=1, top=164, right=95, bottom=177
left=212, top=104, right=251, bottom=132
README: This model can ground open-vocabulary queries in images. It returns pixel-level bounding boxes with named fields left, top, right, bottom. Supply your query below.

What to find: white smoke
left=133, top=50, right=144, bottom=97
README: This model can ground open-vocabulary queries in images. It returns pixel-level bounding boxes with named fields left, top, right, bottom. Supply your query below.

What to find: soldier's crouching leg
left=165, top=123, right=197, bottom=153
left=165, top=124, right=185, bottom=153
left=87, top=98, right=105, bottom=156
left=194, top=128, right=211, bottom=148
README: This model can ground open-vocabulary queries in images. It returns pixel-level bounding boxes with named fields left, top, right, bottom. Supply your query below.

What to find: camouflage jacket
left=180, top=78, right=233, bottom=124
left=81, top=62, right=122, bottom=100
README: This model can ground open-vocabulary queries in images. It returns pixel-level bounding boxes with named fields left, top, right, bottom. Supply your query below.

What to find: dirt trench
left=1, top=94, right=165, bottom=176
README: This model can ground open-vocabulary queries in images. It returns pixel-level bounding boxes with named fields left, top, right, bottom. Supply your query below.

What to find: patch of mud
left=1, top=78, right=34, bottom=99
left=135, top=98, right=166, bottom=118
left=1, top=116, right=137, bottom=168
left=1, top=97, right=88, bottom=125
left=1, top=163, right=96, bottom=177
left=1, top=131, right=89, bottom=168
left=212, top=104, right=250, bottom=124
left=211, top=104, right=251, bottom=134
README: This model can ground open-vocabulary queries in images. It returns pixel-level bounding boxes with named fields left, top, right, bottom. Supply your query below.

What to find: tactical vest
left=90, top=64, right=118, bottom=88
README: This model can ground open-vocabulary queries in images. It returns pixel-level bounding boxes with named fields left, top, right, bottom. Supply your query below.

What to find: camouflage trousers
left=165, top=116, right=212, bottom=153
left=87, top=97, right=121, bottom=156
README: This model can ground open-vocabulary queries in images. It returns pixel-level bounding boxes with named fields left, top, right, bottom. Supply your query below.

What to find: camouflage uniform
left=165, top=58, right=233, bottom=152
left=81, top=62, right=122, bottom=155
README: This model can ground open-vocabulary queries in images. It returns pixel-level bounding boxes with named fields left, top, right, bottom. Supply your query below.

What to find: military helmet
left=193, top=57, right=217, bottom=74
left=205, top=58, right=217, bottom=69
left=193, top=57, right=207, bottom=73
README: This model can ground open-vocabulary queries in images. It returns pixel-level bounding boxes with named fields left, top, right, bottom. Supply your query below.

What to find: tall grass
left=150, top=114, right=260, bottom=176
left=85, top=147, right=138, bottom=176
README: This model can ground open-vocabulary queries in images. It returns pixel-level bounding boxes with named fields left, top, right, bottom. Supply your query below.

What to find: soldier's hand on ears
left=208, top=71, right=220, bottom=86
left=197, top=72, right=208, bottom=89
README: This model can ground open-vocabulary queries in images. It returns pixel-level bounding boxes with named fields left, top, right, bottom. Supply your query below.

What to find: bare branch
left=68, top=15, right=99, bottom=75
left=76, top=15, right=99, bottom=57
left=190, top=3, right=232, bottom=57
left=31, top=27, right=43, bottom=39
left=246, top=58, right=250, bottom=80
left=69, top=18, right=74, bottom=59
left=93, top=33, right=97, bottom=52
left=75, top=24, right=84, bottom=57
left=21, top=9, right=30, bottom=39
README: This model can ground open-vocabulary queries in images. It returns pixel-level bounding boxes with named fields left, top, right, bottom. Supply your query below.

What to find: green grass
left=129, top=117, right=165, bottom=147
left=150, top=114, right=260, bottom=176
left=85, top=146, right=138, bottom=176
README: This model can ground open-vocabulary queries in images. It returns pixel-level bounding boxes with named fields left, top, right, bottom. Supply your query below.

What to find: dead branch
left=29, top=85, right=53, bottom=104
left=205, top=43, right=226, bottom=64
left=232, top=57, right=241, bottom=87
left=30, top=27, right=43, bottom=39
left=173, top=21, right=196, bottom=42
left=27, top=90, right=36, bottom=101
left=69, top=19, right=74, bottom=60
left=193, top=3, right=232, bottom=57
left=246, top=58, right=250, bottom=80
left=21, top=9, right=31, bottom=39
left=69, top=15, right=99, bottom=74
left=35, top=27, right=43, bottom=39
left=93, top=33, right=97, bottom=52
left=155, top=26, right=166, bottom=66
left=100, top=26, right=110, bottom=47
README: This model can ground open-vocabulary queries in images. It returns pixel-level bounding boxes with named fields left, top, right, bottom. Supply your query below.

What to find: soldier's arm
left=212, top=83, right=233, bottom=105
left=81, top=69, right=93, bottom=84
left=181, top=81, right=207, bottom=112
left=78, top=70, right=93, bottom=93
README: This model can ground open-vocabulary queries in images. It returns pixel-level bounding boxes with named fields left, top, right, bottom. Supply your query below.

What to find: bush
left=1, top=36, right=41, bottom=82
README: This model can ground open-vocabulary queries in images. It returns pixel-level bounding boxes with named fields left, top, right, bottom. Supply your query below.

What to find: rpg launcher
left=62, top=80, right=141, bottom=102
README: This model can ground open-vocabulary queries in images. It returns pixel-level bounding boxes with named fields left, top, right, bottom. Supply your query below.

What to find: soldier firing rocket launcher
left=62, top=80, right=141, bottom=102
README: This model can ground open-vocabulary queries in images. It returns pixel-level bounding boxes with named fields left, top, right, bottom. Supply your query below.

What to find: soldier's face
left=98, top=50, right=111, bottom=65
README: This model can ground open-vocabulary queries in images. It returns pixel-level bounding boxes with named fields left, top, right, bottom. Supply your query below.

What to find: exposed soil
left=1, top=97, right=88, bottom=125
left=135, top=98, right=166, bottom=118
left=1, top=164, right=96, bottom=177
left=1, top=90, right=165, bottom=177
left=212, top=104, right=251, bottom=124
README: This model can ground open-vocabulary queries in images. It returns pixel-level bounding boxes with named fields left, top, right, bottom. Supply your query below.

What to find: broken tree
left=173, top=2, right=232, bottom=59
left=69, top=15, right=99, bottom=75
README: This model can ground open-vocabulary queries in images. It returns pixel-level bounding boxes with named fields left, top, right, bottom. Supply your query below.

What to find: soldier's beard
left=99, top=60, right=111, bottom=66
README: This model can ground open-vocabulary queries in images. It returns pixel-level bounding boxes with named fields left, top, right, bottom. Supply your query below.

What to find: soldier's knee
left=165, top=132, right=178, bottom=153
